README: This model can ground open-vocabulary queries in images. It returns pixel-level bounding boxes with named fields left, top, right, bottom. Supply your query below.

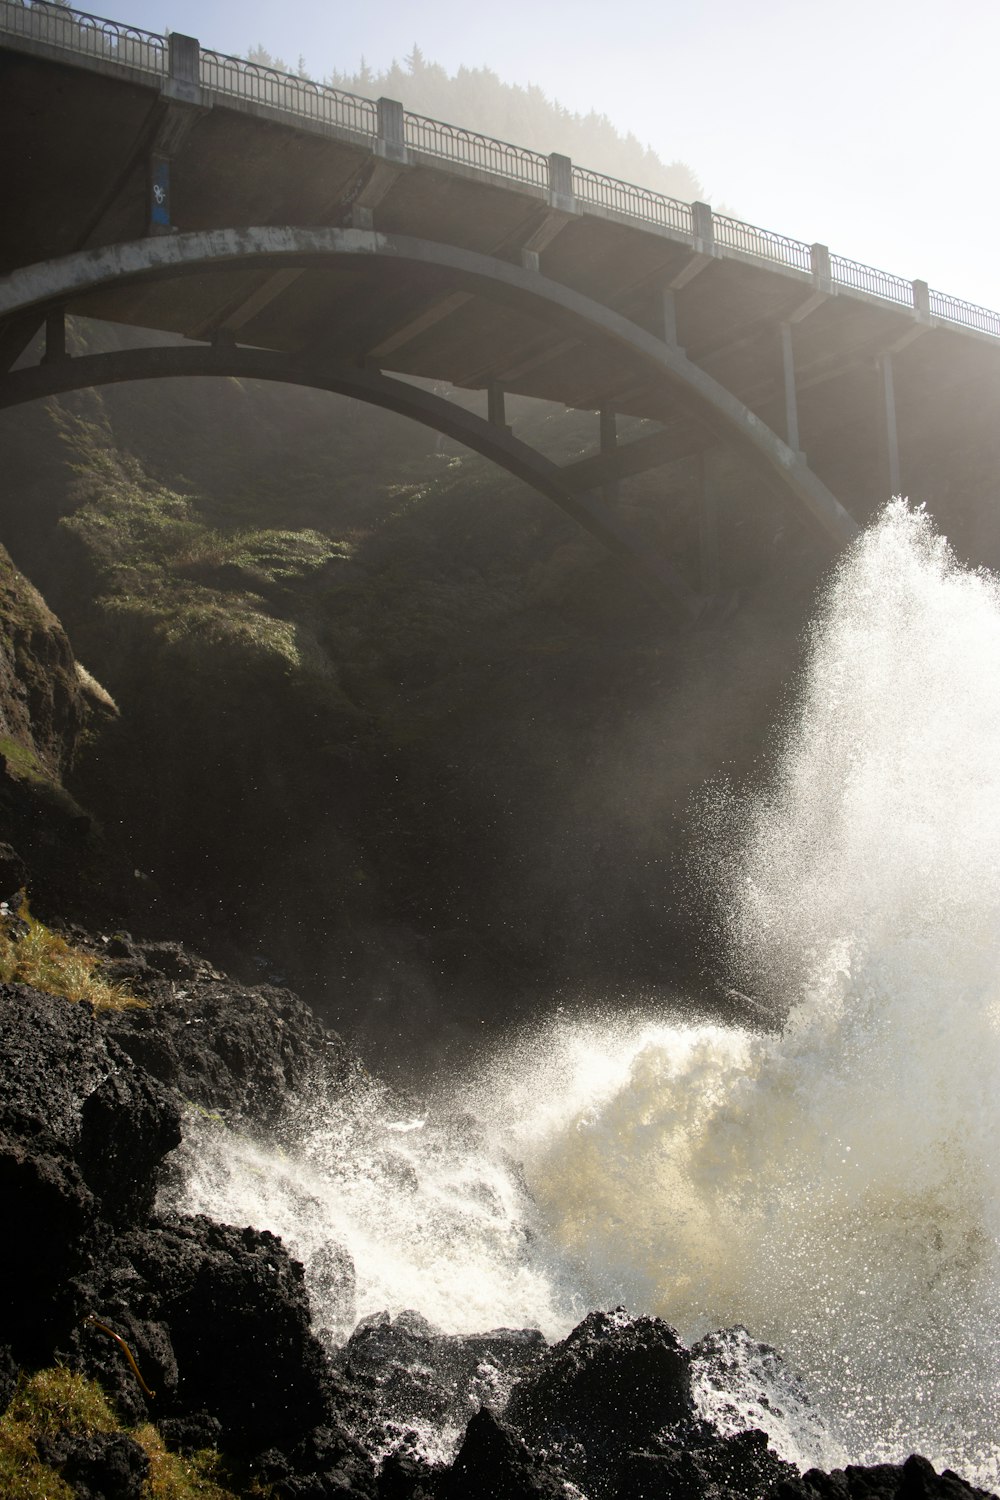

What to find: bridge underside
left=0, top=227, right=861, bottom=604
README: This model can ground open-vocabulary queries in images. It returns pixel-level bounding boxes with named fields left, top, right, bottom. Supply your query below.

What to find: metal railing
left=713, top=213, right=812, bottom=273
left=0, top=0, right=164, bottom=74
left=4, top=0, right=1000, bottom=343
left=571, top=166, right=693, bottom=235
left=405, top=112, right=548, bottom=189
left=830, top=253, right=914, bottom=307
left=199, top=46, right=377, bottom=138
left=928, top=289, right=1000, bottom=339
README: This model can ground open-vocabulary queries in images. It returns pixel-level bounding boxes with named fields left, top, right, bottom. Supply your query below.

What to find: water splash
left=168, top=501, right=1000, bottom=1485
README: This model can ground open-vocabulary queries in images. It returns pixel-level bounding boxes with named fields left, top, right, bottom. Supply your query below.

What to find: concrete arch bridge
left=3, top=1, right=1000, bottom=610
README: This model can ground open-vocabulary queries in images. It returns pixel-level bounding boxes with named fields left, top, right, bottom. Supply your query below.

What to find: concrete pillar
left=878, top=352, right=901, bottom=496
left=810, top=242, right=832, bottom=290
left=691, top=201, right=714, bottom=249
left=42, top=306, right=66, bottom=364
left=487, top=381, right=507, bottom=429
left=661, top=287, right=679, bottom=346
left=548, top=153, right=574, bottom=210
left=167, top=33, right=200, bottom=101
left=600, top=407, right=618, bottom=503
left=377, top=98, right=407, bottom=161
left=698, top=450, right=721, bottom=596
left=149, top=154, right=171, bottom=233
left=780, top=321, right=800, bottom=454
left=912, top=279, right=931, bottom=319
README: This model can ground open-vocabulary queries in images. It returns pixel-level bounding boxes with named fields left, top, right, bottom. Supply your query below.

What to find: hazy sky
left=106, top=0, right=999, bottom=311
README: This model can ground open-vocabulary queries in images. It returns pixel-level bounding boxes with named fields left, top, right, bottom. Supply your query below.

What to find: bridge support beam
left=698, top=450, right=721, bottom=597
left=42, top=306, right=66, bottom=364
left=780, top=321, right=800, bottom=455
left=878, top=351, right=901, bottom=496
left=599, top=407, right=618, bottom=504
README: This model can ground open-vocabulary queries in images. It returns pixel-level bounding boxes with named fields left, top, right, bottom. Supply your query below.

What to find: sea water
left=166, top=501, right=1000, bottom=1485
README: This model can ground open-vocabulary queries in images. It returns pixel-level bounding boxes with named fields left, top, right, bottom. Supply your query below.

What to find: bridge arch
left=0, top=342, right=701, bottom=611
left=0, top=226, right=859, bottom=585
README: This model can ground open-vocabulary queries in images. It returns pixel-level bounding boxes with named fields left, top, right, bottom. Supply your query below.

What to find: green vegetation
left=0, top=902, right=139, bottom=1011
left=0, top=1367, right=246, bottom=1498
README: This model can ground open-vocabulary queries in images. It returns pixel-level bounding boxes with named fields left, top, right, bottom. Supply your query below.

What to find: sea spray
left=166, top=501, right=1000, bottom=1485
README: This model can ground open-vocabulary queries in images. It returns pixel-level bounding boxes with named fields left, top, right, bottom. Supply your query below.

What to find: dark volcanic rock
left=621, top=1426, right=796, bottom=1500
left=36, top=1428, right=150, bottom=1500
left=442, top=1406, right=568, bottom=1499
left=772, top=1454, right=997, bottom=1500
left=114, top=1215, right=352, bottom=1456
left=96, top=934, right=356, bottom=1125
left=506, top=1307, right=694, bottom=1493
left=0, top=983, right=180, bottom=1360
left=341, top=1309, right=546, bottom=1452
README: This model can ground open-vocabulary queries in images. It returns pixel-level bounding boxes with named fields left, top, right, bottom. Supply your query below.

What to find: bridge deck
left=2, top=4, right=999, bottom=531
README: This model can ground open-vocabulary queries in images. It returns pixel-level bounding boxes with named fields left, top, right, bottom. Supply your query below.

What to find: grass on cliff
left=0, top=1366, right=250, bottom=1498
left=0, top=903, right=140, bottom=1011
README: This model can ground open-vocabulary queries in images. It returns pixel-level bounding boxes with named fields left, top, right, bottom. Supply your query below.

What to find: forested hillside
left=247, top=40, right=705, bottom=206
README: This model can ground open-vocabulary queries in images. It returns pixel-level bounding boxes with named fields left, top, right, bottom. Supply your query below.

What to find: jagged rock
left=341, top=1310, right=546, bottom=1455
left=0, top=983, right=180, bottom=1361
left=98, top=937, right=356, bottom=1125
left=442, top=1407, right=568, bottom=1499
left=621, top=1426, right=796, bottom=1500
left=36, top=1427, right=149, bottom=1500
left=109, top=1213, right=370, bottom=1481
left=505, top=1307, right=693, bottom=1493
left=772, top=1454, right=997, bottom=1500
left=0, top=982, right=180, bottom=1225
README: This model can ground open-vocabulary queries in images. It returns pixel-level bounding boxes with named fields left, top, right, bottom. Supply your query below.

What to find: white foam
left=166, top=501, right=1000, bottom=1487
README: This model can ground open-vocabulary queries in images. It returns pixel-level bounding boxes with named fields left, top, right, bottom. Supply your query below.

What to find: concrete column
left=377, top=98, right=407, bottom=161
left=780, top=321, right=800, bottom=454
left=167, top=33, right=200, bottom=102
left=878, top=352, right=901, bottom=496
left=149, top=154, right=171, bottom=234
left=698, top=450, right=721, bottom=596
left=487, top=381, right=507, bottom=429
left=691, top=201, right=714, bottom=249
left=912, top=279, right=931, bottom=319
left=548, top=153, right=574, bottom=210
left=810, top=242, right=832, bottom=290
left=42, top=306, right=66, bottom=364
left=599, top=407, right=618, bottom=503
left=661, top=287, right=679, bottom=346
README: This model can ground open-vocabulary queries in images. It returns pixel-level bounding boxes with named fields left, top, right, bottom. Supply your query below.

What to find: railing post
left=166, top=32, right=200, bottom=102
left=376, top=98, right=407, bottom=162
left=548, top=153, right=574, bottom=212
left=912, top=279, right=931, bottom=320
left=810, top=242, right=832, bottom=293
left=691, top=201, right=714, bottom=251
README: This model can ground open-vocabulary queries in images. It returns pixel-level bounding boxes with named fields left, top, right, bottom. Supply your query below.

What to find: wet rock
left=771, top=1454, right=997, bottom=1500
left=506, top=1307, right=693, bottom=1493
left=114, top=1214, right=367, bottom=1473
left=442, top=1407, right=568, bottom=1499
left=98, top=940, right=356, bottom=1126
left=157, top=1409, right=223, bottom=1456
left=36, top=1428, right=149, bottom=1500
left=0, top=983, right=180, bottom=1361
left=341, top=1310, right=546, bottom=1455
left=621, top=1426, right=796, bottom=1500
